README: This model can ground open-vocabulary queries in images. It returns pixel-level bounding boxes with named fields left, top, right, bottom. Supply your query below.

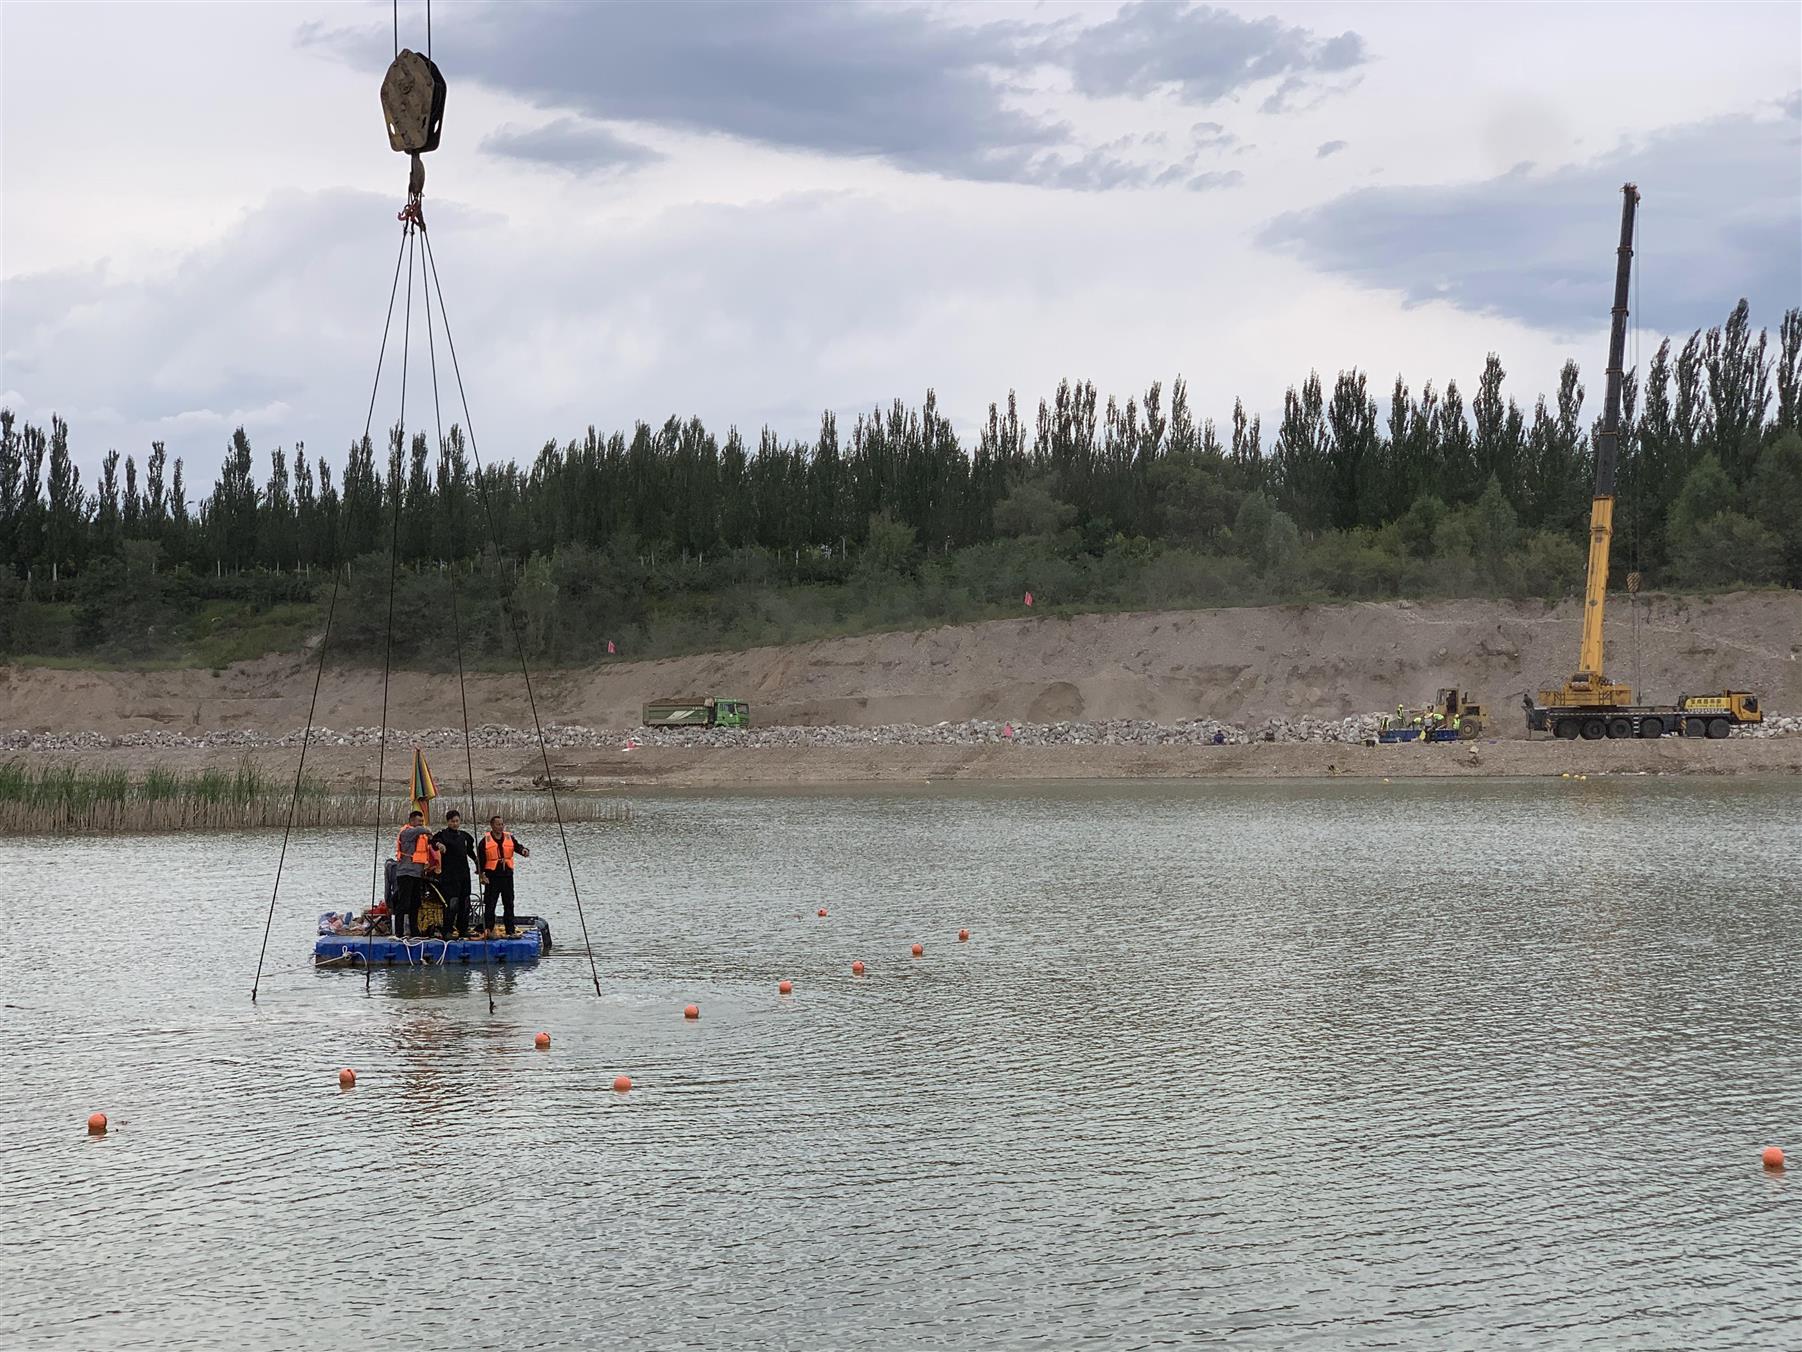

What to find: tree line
left=2, top=300, right=1798, bottom=665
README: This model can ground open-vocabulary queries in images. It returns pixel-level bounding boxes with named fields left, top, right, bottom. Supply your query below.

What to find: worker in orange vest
left=392, top=809, right=441, bottom=939
left=480, top=814, right=531, bottom=938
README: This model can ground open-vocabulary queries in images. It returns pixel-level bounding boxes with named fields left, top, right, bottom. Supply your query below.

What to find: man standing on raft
left=479, top=814, right=530, bottom=938
left=433, top=808, right=479, bottom=938
left=393, top=809, right=441, bottom=939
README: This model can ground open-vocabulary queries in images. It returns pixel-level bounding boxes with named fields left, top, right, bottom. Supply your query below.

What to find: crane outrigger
left=1524, top=185, right=1762, bottom=741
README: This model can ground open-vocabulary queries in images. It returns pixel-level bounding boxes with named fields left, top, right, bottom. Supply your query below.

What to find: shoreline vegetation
left=2, top=302, right=1798, bottom=671
left=0, top=759, right=630, bottom=835
left=9, top=737, right=1801, bottom=819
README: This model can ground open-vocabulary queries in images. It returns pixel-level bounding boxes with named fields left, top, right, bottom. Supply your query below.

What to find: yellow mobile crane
left=1525, top=185, right=1763, bottom=741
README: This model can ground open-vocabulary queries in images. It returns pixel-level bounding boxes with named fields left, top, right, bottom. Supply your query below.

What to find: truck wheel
left=1637, top=717, right=1663, bottom=738
left=1459, top=718, right=1482, bottom=739
left=1581, top=719, right=1605, bottom=740
left=1606, top=717, right=1632, bottom=739
left=1683, top=717, right=1708, bottom=738
left=1554, top=719, right=1579, bottom=740
left=1706, top=718, right=1730, bottom=739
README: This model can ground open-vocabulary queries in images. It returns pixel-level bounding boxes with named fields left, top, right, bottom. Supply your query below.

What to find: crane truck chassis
left=1524, top=692, right=1761, bottom=741
left=1523, top=183, right=1762, bottom=741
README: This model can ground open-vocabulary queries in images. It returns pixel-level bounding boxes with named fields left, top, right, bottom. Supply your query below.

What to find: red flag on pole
left=1023, top=591, right=1034, bottom=607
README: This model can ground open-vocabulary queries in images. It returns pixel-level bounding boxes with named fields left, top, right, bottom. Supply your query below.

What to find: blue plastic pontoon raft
left=314, top=916, right=551, bottom=968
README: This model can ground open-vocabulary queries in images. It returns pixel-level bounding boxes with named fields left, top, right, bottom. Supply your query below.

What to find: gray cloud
left=1064, top=3, right=1365, bottom=105
left=1, top=191, right=430, bottom=474
left=1187, top=171, right=1245, bottom=193
left=481, top=118, right=663, bottom=175
left=303, top=1, right=1363, bottom=190
left=1259, top=101, right=1802, bottom=332
left=1316, top=140, right=1348, bottom=159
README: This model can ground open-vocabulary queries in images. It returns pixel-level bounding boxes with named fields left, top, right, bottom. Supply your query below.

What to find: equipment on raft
left=1523, top=184, right=1762, bottom=740
left=315, top=911, right=552, bottom=968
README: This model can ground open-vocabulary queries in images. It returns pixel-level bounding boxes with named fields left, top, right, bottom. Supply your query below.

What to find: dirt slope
left=3, top=593, right=1797, bottom=737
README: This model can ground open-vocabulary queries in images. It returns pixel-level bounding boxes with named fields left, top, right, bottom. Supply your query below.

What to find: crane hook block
left=380, top=49, right=446, bottom=155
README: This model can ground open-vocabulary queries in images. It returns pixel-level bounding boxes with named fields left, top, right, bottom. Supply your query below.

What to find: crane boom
left=1540, top=183, right=1638, bottom=711
left=1573, top=182, right=1639, bottom=692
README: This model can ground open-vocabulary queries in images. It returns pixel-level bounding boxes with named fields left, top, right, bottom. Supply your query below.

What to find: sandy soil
left=3, top=593, right=1797, bottom=738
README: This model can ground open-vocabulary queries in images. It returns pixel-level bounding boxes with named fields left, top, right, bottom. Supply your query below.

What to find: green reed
left=0, top=758, right=630, bottom=835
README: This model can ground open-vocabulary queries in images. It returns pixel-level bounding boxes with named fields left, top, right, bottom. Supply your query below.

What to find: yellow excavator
left=1524, top=185, right=1762, bottom=741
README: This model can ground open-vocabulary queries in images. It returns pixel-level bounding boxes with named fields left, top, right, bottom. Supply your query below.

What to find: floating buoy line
left=249, top=0, right=601, bottom=1009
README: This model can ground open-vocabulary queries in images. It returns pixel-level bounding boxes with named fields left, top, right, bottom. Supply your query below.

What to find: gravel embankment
left=6, top=711, right=1796, bottom=755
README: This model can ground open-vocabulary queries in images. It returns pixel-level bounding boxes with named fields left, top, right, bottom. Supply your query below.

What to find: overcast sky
left=2, top=1, right=1797, bottom=485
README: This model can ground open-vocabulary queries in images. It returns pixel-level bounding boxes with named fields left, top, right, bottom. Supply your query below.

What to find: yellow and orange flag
left=410, top=747, right=438, bottom=819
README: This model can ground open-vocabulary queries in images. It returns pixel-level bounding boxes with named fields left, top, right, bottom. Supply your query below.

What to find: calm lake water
left=3, top=778, right=1800, bottom=1350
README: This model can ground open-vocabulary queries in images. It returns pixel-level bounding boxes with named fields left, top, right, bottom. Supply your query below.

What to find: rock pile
left=3, top=713, right=1384, bottom=751
left=627, top=714, right=1393, bottom=749
left=1741, top=713, right=1802, bottom=738
left=0, top=723, right=611, bottom=752
left=4, top=710, right=1794, bottom=753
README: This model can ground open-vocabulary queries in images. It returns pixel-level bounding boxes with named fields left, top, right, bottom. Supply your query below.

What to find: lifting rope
left=420, top=225, right=605, bottom=999
left=255, top=0, right=603, bottom=1001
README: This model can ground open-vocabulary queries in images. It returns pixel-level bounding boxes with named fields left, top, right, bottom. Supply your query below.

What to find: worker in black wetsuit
left=432, top=809, right=479, bottom=938
left=479, top=815, right=531, bottom=938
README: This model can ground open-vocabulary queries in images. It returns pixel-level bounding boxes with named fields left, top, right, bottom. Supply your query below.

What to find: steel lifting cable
left=366, top=223, right=419, bottom=995
left=419, top=225, right=604, bottom=997
left=251, top=229, right=412, bottom=1002
left=420, top=244, right=496, bottom=1014
left=394, top=0, right=431, bottom=62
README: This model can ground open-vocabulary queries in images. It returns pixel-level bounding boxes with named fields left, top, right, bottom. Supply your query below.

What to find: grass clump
left=0, top=757, right=629, bottom=835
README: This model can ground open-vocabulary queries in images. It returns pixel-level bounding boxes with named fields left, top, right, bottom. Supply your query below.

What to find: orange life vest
left=396, top=828, right=432, bottom=867
left=481, top=832, right=516, bottom=872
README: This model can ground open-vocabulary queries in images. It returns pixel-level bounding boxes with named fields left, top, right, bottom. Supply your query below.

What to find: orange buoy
left=958, top=928, right=969, bottom=942
left=911, top=943, right=923, bottom=958
left=818, top=908, right=828, bottom=917
left=613, top=1074, right=633, bottom=1093
left=778, top=979, right=793, bottom=995
left=338, top=1068, right=357, bottom=1089
left=851, top=960, right=866, bottom=976
left=683, top=1003, right=700, bottom=1020
left=86, top=1112, right=108, bottom=1135
left=1764, top=1146, right=1787, bottom=1171
left=534, top=1031, right=551, bottom=1050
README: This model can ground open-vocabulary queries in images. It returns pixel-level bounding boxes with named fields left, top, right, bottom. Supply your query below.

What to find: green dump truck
left=641, top=696, right=751, bottom=729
